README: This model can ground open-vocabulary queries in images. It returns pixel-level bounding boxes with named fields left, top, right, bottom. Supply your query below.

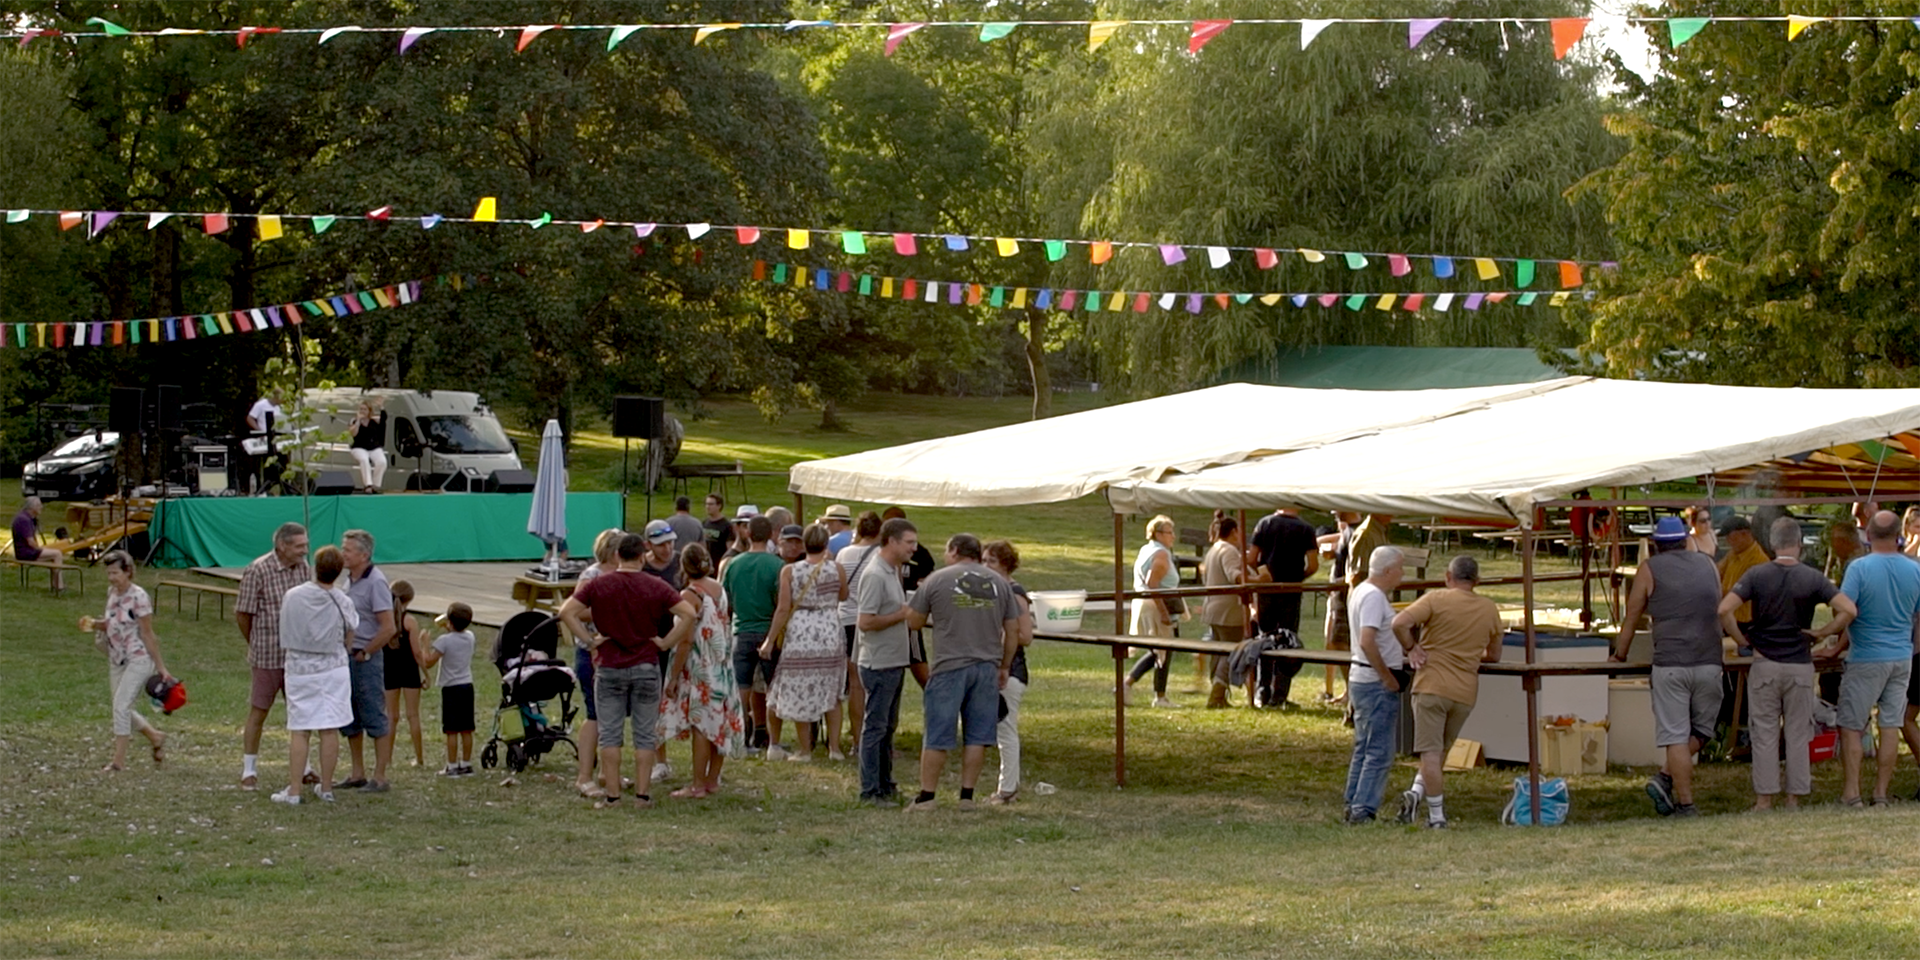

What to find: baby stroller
left=479, top=611, right=580, bottom=773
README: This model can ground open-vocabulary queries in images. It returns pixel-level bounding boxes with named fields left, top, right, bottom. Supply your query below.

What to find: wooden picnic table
left=511, top=576, right=576, bottom=612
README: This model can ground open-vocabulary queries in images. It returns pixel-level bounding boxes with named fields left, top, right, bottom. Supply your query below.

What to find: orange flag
left=1551, top=18, right=1589, bottom=60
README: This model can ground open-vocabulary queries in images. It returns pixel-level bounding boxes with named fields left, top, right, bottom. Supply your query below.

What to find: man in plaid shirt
left=235, top=522, right=311, bottom=789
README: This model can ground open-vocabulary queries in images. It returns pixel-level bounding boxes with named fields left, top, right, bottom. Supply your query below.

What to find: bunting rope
left=745, top=260, right=1594, bottom=315
left=4, top=207, right=1609, bottom=286
left=0, top=274, right=467, bottom=350
left=2, top=14, right=1892, bottom=58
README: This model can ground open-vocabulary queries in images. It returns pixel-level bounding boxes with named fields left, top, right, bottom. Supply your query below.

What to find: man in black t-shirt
left=1249, top=508, right=1319, bottom=708
left=1719, top=517, right=1856, bottom=811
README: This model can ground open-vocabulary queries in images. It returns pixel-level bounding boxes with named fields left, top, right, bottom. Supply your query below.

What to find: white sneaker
left=1152, top=696, right=1180, bottom=709
left=650, top=762, right=672, bottom=783
left=269, top=788, right=301, bottom=805
left=765, top=745, right=791, bottom=762
left=438, top=764, right=461, bottom=777
left=318, top=791, right=336, bottom=803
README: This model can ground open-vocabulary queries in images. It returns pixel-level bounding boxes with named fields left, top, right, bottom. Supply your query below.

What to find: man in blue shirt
left=1831, top=511, right=1920, bottom=807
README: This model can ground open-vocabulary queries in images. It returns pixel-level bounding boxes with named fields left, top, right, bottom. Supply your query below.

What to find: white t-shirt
left=836, top=543, right=881, bottom=626
left=248, top=397, right=284, bottom=432
left=1346, top=581, right=1402, bottom=685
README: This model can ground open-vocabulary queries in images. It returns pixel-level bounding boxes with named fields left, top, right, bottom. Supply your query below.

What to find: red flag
left=236, top=26, right=281, bottom=48
left=367, top=206, right=391, bottom=220
left=204, top=213, right=230, bottom=235
left=1551, top=18, right=1590, bottom=60
left=517, top=25, right=558, bottom=52
left=1189, top=20, right=1231, bottom=54
left=1254, top=248, right=1278, bottom=269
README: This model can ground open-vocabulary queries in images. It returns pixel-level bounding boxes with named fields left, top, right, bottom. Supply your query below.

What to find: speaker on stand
left=612, top=396, right=664, bottom=526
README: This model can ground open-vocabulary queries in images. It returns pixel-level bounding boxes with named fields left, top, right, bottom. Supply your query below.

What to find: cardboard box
left=1540, top=721, right=1608, bottom=776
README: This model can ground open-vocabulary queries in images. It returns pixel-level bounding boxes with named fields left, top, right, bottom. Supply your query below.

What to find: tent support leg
left=1114, top=510, right=1127, bottom=788
left=1523, top=527, right=1542, bottom=826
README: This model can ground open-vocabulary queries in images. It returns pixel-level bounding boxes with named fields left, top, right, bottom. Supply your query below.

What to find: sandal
left=1870, top=796, right=1892, bottom=808
left=151, top=735, right=167, bottom=765
left=1841, top=796, right=1865, bottom=809
left=594, top=796, right=623, bottom=809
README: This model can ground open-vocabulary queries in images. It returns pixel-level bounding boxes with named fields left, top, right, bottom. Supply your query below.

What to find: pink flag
left=400, top=27, right=433, bottom=52
left=1188, top=20, right=1231, bottom=54
left=1254, top=248, right=1278, bottom=269
left=204, top=213, right=229, bottom=235
left=892, top=233, right=918, bottom=256
left=1409, top=18, right=1446, bottom=48
left=1388, top=254, right=1410, bottom=277
left=736, top=226, right=760, bottom=244
left=1158, top=244, right=1186, bottom=265
left=517, top=25, right=558, bottom=52
left=885, top=23, right=927, bottom=56
left=1317, top=294, right=1339, bottom=308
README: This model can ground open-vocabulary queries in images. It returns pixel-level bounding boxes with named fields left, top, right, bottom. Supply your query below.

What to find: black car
left=22, top=431, right=119, bottom=502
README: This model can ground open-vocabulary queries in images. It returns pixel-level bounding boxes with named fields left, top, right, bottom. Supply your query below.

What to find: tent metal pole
left=1113, top=509, right=1127, bottom=788
left=1523, top=527, right=1542, bottom=825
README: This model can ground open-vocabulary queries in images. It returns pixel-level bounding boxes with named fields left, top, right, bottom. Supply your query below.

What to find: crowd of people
left=79, top=494, right=1036, bottom=812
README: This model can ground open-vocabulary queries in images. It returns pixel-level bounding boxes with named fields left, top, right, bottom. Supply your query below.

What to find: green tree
left=1565, top=0, right=1920, bottom=387
left=1028, top=0, right=1620, bottom=395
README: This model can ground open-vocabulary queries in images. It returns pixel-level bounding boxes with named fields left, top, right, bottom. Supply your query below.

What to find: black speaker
left=155, top=385, right=183, bottom=430
left=312, top=471, right=357, bottom=496
left=109, top=387, right=146, bottom=434
left=486, top=468, right=536, bottom=493
left=612, top=396, right=665, bottom=440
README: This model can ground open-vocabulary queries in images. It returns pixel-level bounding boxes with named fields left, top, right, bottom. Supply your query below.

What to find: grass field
left=6, top=392, right=1920, bottom=957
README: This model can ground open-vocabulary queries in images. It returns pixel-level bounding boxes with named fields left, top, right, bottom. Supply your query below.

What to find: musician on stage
left=245, top=389, right=286, bottom=496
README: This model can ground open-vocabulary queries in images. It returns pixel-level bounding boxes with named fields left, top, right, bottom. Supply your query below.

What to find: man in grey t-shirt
left=855, top=518, right=918, bottom=804
left=339, top=529, right=397, bottom=793
left=904, top=533, right=1019, bottom=812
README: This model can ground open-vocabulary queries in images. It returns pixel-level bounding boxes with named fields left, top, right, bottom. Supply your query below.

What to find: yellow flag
left=1108, top=290, right=1125, bottom=312
left=881, top=277, right=894, bottom=298
left=787, top=228, right=808, bottom=249
left=1088, top=20, right=1124, bottom=52
left=1474, top=257, right=1499, bottom=280
left=995, top=237, right=1019, bottom=257
left=693, top=23, right=742, bottom=44
left=1375, top=294, right=1394, bottom=311
left=257, top=215, right=283, bottom=241
left=1550, top=291, right=1570, bottom=306
left=473, top=197, right=497, bottom=222
left=1259, top=293, right=1283, bottom=306
left=1297, top=247, right=1325, bottom=263
left=1787, top=15, right=1822, bottom=40
left=1011, top=287, right=1027, bottom=308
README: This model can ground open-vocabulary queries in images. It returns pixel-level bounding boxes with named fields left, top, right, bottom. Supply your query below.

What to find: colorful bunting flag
left=1255, top=248, right=1278, bottom=270
left=1787, top=15, right=1822, bottom=40
left=421, top=214, right=443, bottom=230
left=1088, top=21, right=1124, bottom=52
left=517, top=25, right=558, bottom=51
left=885, top=23, right=927, bottom=56
left=1300, top=19, right=1334, bottom=49
left=687, top=222, right=711, bottom=239
left=473, top=197, right=497, bottom=222
left=1515, top=259, right=1535, bottom=287
left=1189, top=20, right=1231, bottom=54
left=1388, top=254, right=1410, bottom=277
left=5, top=210, right=26, bottom=223
left=787, top=228, right=808, bottom=249
left=85, top=17, right=131, bottom=36
left=892, top=233, right=917, bottom=256
left=257, top=215, right=283, bottom=240
left=318, top=26, right=364, bottom=44
left=367, top=206, right=391, bottom=220
left=236, top=26, right=280, bottom=48
left=1551, top=18, right=1589, bottom=59
left=312, top=215, right=336, bottom=234
left=943, top=235, right=969, bottom=251
left=979, top=23, right=1016, bottom=43
left=529, top=212, right=552, bottom=229
left=1298, top=248, right=1326, bottom=263
left=580, top=219, right=604, bottom=233
left=736, top=226, right=760, bottom=244
left=632, top=222, right=656, bottom=237
left=995, top=237, right=1019, bottom=257
left=842, top=231, right=866, bottom=254
left=88, top=211, right=118, bottom=238
left=59, top=211, right=83, bottom=231
left=1474, top=258, right=1499, bottom=280
left=1559, top=261, right=1583, bottom=288
left=1433, top=256, right=1454, bottom=278
left=1091, top=242, right=1113, bottom=265
left=607, top=25, right=645, bottom=51
left=1668, top=17, right=1708, bottom=47
left=400, top=27, right=433, bottom=52
left=1044, top=240, right=1066, bottom=262
left=1409, top=18, right=1445, bottom=48
left=693, top=23, right=741, bottom=45
left=1159, top=244, right=1186, bottom=265
left=1206, top=246, right=1230, bottom=269
left=1343, top=251, right=1367, bottom=270
left=1434, top=293, right=1453, bottom=312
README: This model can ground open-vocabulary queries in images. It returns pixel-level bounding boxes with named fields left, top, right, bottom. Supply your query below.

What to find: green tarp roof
left=1217, top=346, right=1563, bottom=390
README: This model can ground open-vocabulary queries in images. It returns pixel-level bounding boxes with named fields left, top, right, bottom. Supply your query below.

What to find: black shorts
left=844, top=623, right=857, bottom=657
left=441, top=683, right=475, bottom=734
left=1909, top=654, right=1920, bottom=708
left=383, top=645, right=422, bottom=690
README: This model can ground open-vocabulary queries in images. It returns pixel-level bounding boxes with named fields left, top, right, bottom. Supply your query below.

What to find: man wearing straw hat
left=821, top=504, right=855, bottom=555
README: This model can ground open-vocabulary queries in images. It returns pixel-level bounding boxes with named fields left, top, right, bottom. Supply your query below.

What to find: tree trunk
left=819, top=398, right=846, bottom=431
left=1024, top=308, right=1052, bottom=420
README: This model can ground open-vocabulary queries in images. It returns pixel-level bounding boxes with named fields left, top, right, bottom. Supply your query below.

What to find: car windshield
left=418, top=415, right=513, bottom=455
left=47, top=432, right=117, bottom=458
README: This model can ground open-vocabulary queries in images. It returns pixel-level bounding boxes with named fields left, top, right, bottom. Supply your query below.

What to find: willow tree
left=1027, top=0, right=1620, bottom=395
left=1565, top=1, right=1920, bottom=387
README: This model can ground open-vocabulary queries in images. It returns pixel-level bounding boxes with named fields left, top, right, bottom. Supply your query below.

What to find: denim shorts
left=732, top=632, right=775, bottom=690
left=340, top=654, right=390, bottom=739
left=1837, top=658, right=1913, bottom=731
left=574, top=647, right=596, bottom=722
left=595, top=663, right=661, bottom=750
left=922, top=661, right=1000, bottom=751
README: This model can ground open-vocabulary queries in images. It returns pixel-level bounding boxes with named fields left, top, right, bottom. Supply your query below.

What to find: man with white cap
left=1611, top=515, right=1725, bottom=818
left=720, top=505, right=759, bottom=565
left=822, top=504, right=855, bottom=554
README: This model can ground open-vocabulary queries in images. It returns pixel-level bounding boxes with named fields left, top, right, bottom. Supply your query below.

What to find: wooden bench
left=1, top=556, right=83, bottom=595
left=1174, top=526, right=1211, bottom=584
left=665, top=461, right=748, bottom=504
left=156, top=579, right=240, bottom=620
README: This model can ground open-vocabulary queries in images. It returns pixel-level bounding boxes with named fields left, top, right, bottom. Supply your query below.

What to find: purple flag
left=89, top=211, right=119, bottom=237
left=1464, top=293, right=1485, bottom=311
left=1159, top=244, right=1186, bottom=265
left=1186, top=293, right=1202, bottom=314
left=1410, top=18, right=1445, bottom=48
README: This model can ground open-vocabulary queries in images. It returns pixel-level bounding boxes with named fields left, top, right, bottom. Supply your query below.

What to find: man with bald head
left=1832, top=510, right=1920, bottom=807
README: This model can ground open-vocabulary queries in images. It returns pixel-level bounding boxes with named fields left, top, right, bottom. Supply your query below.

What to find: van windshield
left=418, top=415, right=513, bottom=455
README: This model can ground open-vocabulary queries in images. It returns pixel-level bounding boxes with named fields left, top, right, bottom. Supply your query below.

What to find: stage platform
left=195, top=561, right=560, bottom=632
left=150, top=492, right=621, bottom=568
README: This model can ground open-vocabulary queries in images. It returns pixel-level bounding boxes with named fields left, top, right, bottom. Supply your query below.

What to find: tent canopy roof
left=787, top=379, right=1579, bottom=507
left=1109, top=379, right=1920, bottom=521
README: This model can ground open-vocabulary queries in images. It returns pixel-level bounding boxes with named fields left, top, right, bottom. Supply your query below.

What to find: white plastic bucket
left=1030, top=590, right=1087, bottom=632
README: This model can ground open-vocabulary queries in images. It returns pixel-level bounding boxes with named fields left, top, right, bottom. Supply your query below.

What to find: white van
left=299, top=388, right=525, bottom=491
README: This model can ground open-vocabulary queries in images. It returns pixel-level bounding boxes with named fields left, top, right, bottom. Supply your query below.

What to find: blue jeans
left=574, top=647, right=597, bottom=722
left=859, top=665, right=906, bottom=800
left=1343, top=680, right=1399, bottom=818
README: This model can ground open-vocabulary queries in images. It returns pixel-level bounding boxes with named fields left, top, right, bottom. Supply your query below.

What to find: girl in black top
left=383, top=580, right=426, bottom=767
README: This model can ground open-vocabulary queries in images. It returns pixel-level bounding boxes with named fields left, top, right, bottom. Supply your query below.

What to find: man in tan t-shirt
left=1388, top=555, right=1503, bottom=828
left=1201, top=516, right=1266, bottom=708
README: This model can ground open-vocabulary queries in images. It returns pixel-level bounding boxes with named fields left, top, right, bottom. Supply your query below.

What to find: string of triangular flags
left=0, top=274, right=469, bottom=350
left=5, top=14, right=1881, bottom=58
left=6, top=207, right=1608, bottom=286
left=747, top=260, right=1596, bottom=314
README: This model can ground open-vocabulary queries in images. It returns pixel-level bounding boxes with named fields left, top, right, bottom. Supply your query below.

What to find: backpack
left=1501, top=776, right=1570, bottom=826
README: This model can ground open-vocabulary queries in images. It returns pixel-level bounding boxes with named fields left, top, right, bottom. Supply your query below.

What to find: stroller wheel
left=480, top=742, right=499, bottom=770
left=507, top=741, right=529, bottom=773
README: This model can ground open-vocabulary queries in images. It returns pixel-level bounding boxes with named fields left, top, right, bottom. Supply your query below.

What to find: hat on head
left=643, top=519, right=677, bottom=544
left=780, top=524, right=804, bottom=541
left=1718, top=514, right=1752, bottom=535
left=734, top=505, right=760, bottom=521
left=820, top=504, right=853, bottom=523
left=1652, top=516, right=1690, bottom=543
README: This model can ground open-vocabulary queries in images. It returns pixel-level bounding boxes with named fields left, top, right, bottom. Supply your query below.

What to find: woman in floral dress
left=660, top=543, right=745, bottom=797
left=760, top=524, right=848, bottom=761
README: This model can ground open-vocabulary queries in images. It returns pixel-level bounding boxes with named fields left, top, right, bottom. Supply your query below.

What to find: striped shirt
left=236, top=551, right=311, bottom=670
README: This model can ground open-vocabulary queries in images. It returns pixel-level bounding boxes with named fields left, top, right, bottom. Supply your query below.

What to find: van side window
left=394, top=417, right=422, bottom=454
